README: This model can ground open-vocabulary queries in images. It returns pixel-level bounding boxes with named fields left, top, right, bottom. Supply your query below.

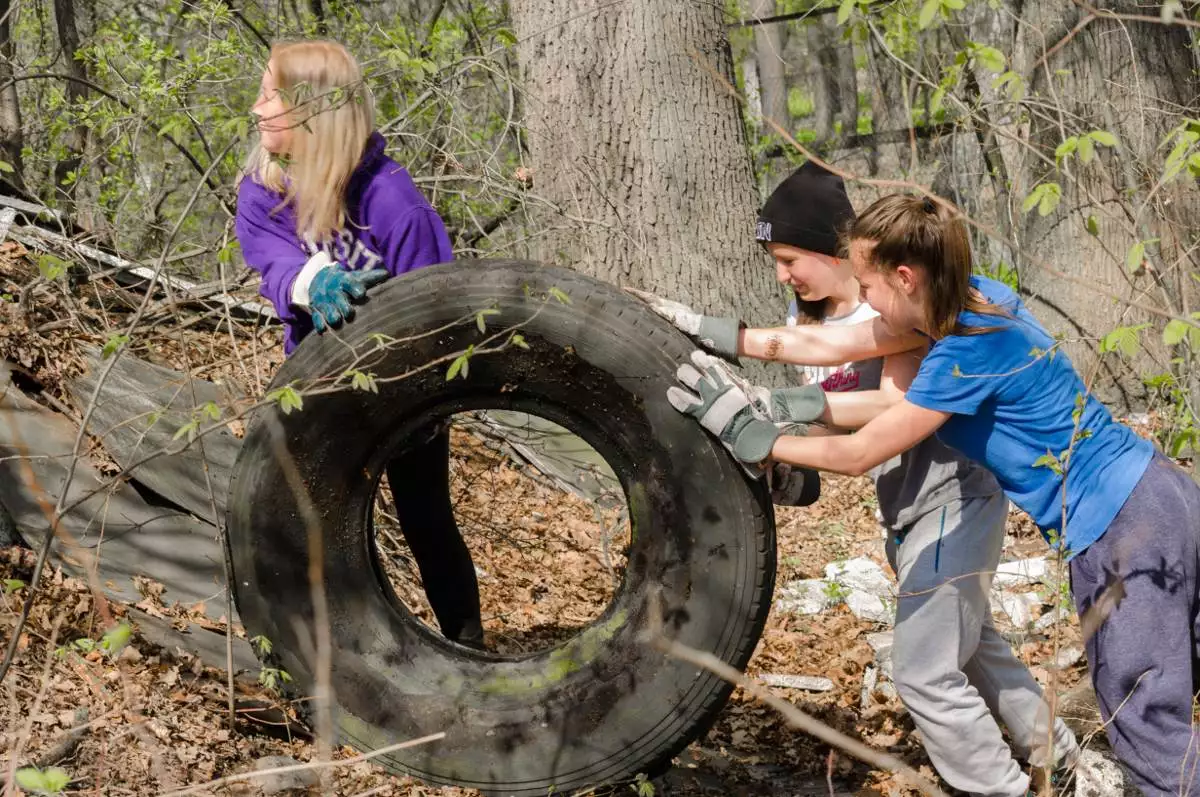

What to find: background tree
left=508, top=0, right=786, bottom=351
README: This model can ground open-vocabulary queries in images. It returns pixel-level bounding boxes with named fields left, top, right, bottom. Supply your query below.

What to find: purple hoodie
left=235, top=132, right=453, bottom=353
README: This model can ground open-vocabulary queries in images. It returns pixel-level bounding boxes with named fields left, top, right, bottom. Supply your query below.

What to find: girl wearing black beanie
left=642, top=161, right=1081, bottom=796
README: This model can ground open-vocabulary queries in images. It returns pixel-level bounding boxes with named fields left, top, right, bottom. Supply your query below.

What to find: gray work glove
left=626, top=287, right=743, bottom=363
left=668, top=351, right=782, bottom=469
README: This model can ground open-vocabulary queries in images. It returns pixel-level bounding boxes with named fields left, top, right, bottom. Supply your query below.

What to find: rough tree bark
left=53, top=0, right=89, bottom=218
left=959, top=1, right=1200, bottom=411
left=751, top=0, right=788, bottom=134
left=0, top=0, right=24, bottom=192
left=508, top=0, right=786, bottom=366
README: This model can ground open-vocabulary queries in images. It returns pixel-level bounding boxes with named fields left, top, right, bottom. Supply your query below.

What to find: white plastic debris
left=866, top=631, right=895, bottom=679
left=825, top=557, right=893, bottom=597
left=760, top=673, right=835, bottom=692
left=996, top=591, right=1042, bottom=627
left=993, top=557, right=1049, bottom=588
left=774, top=579, right=834, bottom=615
left=845, top=590, right=894, bottom=624
left=1074, top=748, right=1132, bottom=797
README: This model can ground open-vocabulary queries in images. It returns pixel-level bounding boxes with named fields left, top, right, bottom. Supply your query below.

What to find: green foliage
left=101, top=333, right=130, bottom=359
left=1099, top=324, right=1150, bottom=359
left=258, top=666, right=292, bottom=692
left=787, top=86, right=815, bottom=119
left=918, top=0, right=965, bottom=30
left=345, top=369, right=380, bottom=393
left=266, top=385, right=304, bottom=414
left=15, top=766, right=71, bottom=795
left=447, top=345, right=475, bottom=381
left=250, top=634, right=273, bottom=656
left=631, top=772, right=656, bottom=796
left=3, top=578, right=25, bottom=593
left=974, top=260, right=1019, bottom=292
left=1021, top=182, right=1062, bottom=216
left=822, top=579, right=851, bottom=604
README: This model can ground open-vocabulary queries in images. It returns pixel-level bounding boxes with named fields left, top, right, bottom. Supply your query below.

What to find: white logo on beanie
left=755, top=220, right=772, bottom=241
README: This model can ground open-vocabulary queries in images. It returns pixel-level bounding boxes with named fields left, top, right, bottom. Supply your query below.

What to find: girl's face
left=767, top=243, right=845, bottom=302
left=253, top=62, right=292, bottom=155
left=849, top=239, right=927, bottom=333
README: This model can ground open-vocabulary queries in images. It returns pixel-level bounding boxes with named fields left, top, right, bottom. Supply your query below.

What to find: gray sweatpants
left=886, top=492, right=1080, bottom=797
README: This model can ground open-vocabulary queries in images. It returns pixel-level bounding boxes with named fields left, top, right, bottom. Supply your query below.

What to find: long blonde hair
left=847, top=194, right=1008, bottom=338
left=245, top=40, right=375, bottom=242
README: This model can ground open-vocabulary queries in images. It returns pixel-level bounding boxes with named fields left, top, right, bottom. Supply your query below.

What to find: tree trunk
left=508, top=0, right=786, bottom=364
left=0, top=0, right=24, bottom=193
left=53, top=0, right=89, bottom=218
left=751, top=0, right=787, bottom=133
left=960, top=1, right=1200, bottom=411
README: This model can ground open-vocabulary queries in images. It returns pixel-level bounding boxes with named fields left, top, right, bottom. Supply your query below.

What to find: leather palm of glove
left=668, top=350, right=824, bottom=505
left=308, top=266, right=390, bottom=333
left=625, top=287, right=743, bottom=363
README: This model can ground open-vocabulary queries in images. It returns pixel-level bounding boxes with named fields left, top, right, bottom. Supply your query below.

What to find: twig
left=153, top=731, right=446, bottom=797
left=642, top=590, right=948, bottom=797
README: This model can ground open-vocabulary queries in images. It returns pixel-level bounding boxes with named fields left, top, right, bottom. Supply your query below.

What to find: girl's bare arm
left=738, top=317, right=924, bottom=367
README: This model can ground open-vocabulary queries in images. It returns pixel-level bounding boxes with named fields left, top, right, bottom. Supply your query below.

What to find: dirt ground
left=0, top=241, right=1118, bottom=795
left=0, top=459, right=1094, bottom=797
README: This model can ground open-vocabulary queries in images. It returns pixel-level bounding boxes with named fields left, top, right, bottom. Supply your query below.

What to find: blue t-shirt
left=905, top=277, right=1153, bottom=557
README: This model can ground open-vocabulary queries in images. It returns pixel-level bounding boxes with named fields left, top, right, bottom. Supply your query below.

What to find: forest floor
left=0, top=238, right=1129, bottom=796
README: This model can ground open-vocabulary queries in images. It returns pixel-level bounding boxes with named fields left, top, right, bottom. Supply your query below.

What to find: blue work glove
left=308, top=266, right=390, bottom=333
left=668, top=351, right=782, bottom=468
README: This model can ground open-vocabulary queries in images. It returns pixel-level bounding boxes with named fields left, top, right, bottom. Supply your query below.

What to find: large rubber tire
left=225, top=260, right=776, bottom=796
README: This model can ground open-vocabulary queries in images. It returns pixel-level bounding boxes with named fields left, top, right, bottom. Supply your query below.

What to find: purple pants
left=1070, top=454, right=1200, bottom=796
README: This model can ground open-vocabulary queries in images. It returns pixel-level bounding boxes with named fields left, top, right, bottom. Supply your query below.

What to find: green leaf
left=992, top=71, right=1025, bottom=101
left=510, top=333, right=529, bottom=350
left=101, top=333, right=130, bottom=360
left=1021, top=185, right=1043, bottom=214
left=37, top=254, right=67, bottom=281
left=200, top=401, right=221, bottom=422
left=266, top=385, right=304, bottom=414
left=3, top=578, right=24, bottom=593
left=446, top=348, right=473, bottom=381
left=1032, top=452, right=1063, bottom=475
left=1126, top=241, right=1146, bottom=271
left=0, top=160, right=13, bottom=173
left=1100, top=324, right=1149, bottom=358
left=495, top=28, right=517, bottom=47
left=1055, top=137, right=1077, bottom=161
left=1089, top=130, right=1118, bottom=148
left=475, top=307, right=500, bottom=333
left=973, top=45, right=1006, bottom=73
left=836, top=0, right=856, bottom=26
left=918, top=0, right=940, bottom=28
left=1077, top=135, right=1095, bottom=164
left=943, top=0, right=966, bottom=9
left=347, top=369, right=378, bottom=393
left=250, top=635, right=273, bottom=655
left=1085, top=215, right=1100, bottom=236
left=1164, top=319, right=1191, bottom=346
left=99, top=621, right=132, bottom=656
left=929, top=87, right=947, bottom=116
left=172, top=419, right=199, bottom=442
left=1037, top=183, right=1061, bottom=216
left=548, top=286, right=572, bottom=305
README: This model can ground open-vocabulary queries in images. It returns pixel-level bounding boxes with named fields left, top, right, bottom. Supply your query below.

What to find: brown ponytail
left=846, top=194, right=1008, bottom=338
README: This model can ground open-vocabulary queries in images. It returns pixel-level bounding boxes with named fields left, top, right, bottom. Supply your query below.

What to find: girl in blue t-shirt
left=671, top=193, right=1199, bottom=797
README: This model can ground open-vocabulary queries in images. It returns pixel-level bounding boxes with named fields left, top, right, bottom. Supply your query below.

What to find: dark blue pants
left=1070, top=454, right=1200, bottom=796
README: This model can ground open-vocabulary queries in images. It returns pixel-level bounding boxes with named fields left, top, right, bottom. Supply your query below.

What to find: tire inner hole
left=371, top=409, right=632, bottom=656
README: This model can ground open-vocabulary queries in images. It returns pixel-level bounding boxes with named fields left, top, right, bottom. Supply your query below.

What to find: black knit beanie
left=755, top=161, right=855, bottom=257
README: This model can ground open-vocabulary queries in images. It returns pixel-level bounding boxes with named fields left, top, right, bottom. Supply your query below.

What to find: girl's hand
left=308, top=266, right=390, bottom=333
left=625, top=287, right=742, bottom=363
left=667, top=351, right=781, bottom=469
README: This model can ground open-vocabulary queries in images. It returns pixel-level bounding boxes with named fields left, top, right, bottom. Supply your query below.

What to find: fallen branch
left=154, top=731, right=446, bottom=797
left=641, top=590, right=948, bottom=797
